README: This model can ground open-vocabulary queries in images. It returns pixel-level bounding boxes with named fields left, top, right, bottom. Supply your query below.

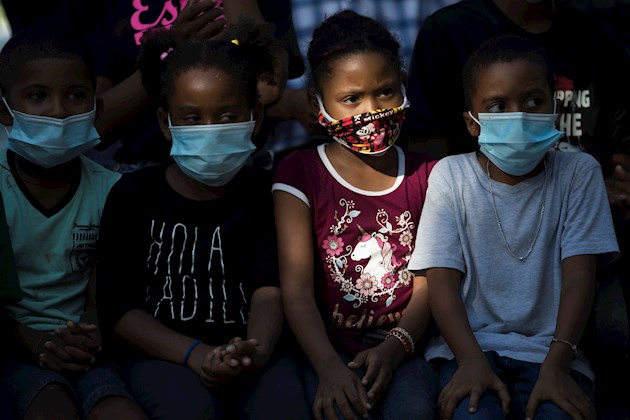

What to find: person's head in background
left=462, top=34, right=564, bottom=180
left=0, top=25, right=100, bottom=174
left=137, top=20, right=278, bottom=193
left=307, top=9, right=410, bottom=157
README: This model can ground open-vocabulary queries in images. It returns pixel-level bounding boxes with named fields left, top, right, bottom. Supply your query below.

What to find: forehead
left=324, top=51, right=399, bottom=88
left=169, top=66, right=247, bottom=103
left=11, top=57, right=91, bottom=91
left=472, top=59, right=550, bottom=99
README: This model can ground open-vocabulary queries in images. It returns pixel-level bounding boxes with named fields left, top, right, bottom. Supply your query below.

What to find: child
left=272, top=10, right=439, bottom=420
left=0, top=27, right=145, bottom=419
left=409, top=34, right=620, bottom=419
left=95, top=23, right=308, bottom=419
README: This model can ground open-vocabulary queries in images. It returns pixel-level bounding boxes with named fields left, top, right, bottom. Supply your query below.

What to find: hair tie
left=231, top=39, right=239, bottom=46
left=160, top=47, right=174, bottom=61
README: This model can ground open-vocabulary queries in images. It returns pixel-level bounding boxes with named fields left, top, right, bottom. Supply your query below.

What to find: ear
left=0, top=97, right=13, bottom=127
left=308, top=87, right=320, bottom=116
left=157, top=107, right=172, bottom=143
left=252, top=102, right=264, bottom=136
left=95, top=96, right=104, bottom=122
left=400, top=70, right=409, bottom=90
left=463, top=111, right=480, bottom=137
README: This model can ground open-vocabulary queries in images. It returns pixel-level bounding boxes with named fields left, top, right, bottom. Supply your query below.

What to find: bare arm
left=246, top=285, right=283, bottom=367
left=113, top=309, right=216, bottom=376
left=427, top=267, right=510, bottom=418
left=525, top=254, right=597, bottom=419
left=274, top=190, right=370, bottom=419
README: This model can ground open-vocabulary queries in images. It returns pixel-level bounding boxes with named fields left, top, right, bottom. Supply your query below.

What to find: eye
left=27, top=90, right=47, bottom=102
left=524, top=98, right=544, bottom=110
left=182, top=114, right=202, bottom=123
left=218, top=113, right=239, bottom=122
left=342, top=95, right=359, bottom=104
left=487, top=102, right=506, bottom=113
left=377, top=87, right=395, bottom=98
left=68, top=90, right=89, bottom=100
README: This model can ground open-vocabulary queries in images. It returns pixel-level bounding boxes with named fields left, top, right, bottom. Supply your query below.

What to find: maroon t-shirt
left=273, top=144, right=436, bottom=356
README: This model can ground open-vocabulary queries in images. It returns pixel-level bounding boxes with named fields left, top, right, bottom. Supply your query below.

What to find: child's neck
left=325, top=142, right=399, bottom=191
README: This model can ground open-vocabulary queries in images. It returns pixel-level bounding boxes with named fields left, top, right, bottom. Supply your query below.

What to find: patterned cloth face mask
left=2, top=98, right=100, bottom=169
left=168, top=113, right=256, bottom=187
left=316, top=86, right=410, bottom=155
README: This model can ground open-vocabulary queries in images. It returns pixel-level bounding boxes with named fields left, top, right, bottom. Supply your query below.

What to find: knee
left=25, top=383, right=78, bottom=420
left=87, top=396, right=147, bottom=420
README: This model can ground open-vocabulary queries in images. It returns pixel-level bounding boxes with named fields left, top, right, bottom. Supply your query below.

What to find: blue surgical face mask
left=468, top=107, right=564, bottom=176
left=2, top=98, right=101, bottom=169
left=168, top=114, right=256, bottom=187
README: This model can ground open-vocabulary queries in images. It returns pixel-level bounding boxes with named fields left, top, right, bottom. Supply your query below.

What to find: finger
left=366, top=368, right=389, bottom=402
left=39, top=354, right=61, bottom=372
left=40, top=352, right=88, bottom=373
left=347, top=351, right=367, bottom=370
left=312, top=396, right=325, bottom=420
left=65, top=321, right=83, bottom=335
left=361, top=360, right=379, bottom=387
left=525, top=390, right=540, bottom=419
left=76, top=322, right=98, bottom=333
left=335, top=391, right=357, bottom=420
left=496, top=383, right=511, bottom=415
left=614, top=164, right=630, bottom=181
left=63, top=345, right=96, bottom=364
left=346, top=385, right=370, bottom=418
left=197, top=17, right=226, bottom=40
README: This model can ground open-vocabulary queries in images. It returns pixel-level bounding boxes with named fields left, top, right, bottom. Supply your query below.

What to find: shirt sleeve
left=561, top=154, right=620, bottom=263
left=408, top=159, right=466, bottom=274
left=271, top=151, right=311, bottom=207
left=95, top=175, right=149, bottom=339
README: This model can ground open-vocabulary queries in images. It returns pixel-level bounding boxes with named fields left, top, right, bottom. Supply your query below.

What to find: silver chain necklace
left=486, top=157, right=547, bottom=262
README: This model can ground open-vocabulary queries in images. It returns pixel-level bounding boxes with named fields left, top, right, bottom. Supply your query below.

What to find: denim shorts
left=1, top=359, right=133, bottom=419
left=433, top=351, right=595, bottom=419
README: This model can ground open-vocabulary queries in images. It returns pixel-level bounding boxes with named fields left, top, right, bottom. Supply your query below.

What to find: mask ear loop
left=315, top=94, right=337, bottom=123
left=468, top=111, right=481, bottom=127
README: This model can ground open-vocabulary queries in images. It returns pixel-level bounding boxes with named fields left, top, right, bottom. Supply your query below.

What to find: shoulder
left=550, top=151, right=601, bottom=173
left=421, top=0, right=492, bottom=30
left=274, top=146, right=321, bottom=181
left=108, top=163, right=167, bottom=196
left=79, top=155, right=121, bottom=190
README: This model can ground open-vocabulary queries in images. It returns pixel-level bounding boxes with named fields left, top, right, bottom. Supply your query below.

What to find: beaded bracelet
left=387, top=327, right=415, bottom=358
left=550, top=337, right=578, bottom=360
left=182, top=339, right=203, bottom=365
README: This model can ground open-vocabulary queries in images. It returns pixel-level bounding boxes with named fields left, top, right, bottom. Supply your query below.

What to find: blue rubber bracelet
left=182, top=339, right=203, bottom=365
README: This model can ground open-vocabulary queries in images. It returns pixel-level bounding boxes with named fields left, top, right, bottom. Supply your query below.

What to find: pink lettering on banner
left=131, top=0, right=186, bottom=45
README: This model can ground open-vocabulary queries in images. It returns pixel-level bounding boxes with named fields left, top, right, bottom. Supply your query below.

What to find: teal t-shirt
left=0, top=192, right=20, bottom=306
left=0, top=151, right=120, bottom=331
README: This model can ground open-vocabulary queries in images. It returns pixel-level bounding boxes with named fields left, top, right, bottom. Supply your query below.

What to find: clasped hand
left=37, top=321, right=101, bottom=374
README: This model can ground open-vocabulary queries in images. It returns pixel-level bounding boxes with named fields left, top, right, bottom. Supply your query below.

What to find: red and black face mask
left=316, top=89, right=410, bottom=155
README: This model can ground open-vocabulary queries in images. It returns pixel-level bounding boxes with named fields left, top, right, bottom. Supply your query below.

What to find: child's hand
left=172, top=0, right=226, bottom=44
left=347, top=338, right=406, bottom=405
left=313, top=362, right=371, bottom=420
left=216, top=337, right=258, bottom=369
left=37, top=334, right=95, bottom=374
left=438, top=358, right=510, bottom=419
left=199, top=346, right=242, bottom=388
left=54, top=321, right=101, bottom=355
left=525, top=364, right=595, bottom=420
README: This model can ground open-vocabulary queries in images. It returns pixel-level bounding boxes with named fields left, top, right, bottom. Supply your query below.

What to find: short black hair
left=462, top=34, right=555, bottom=109
left=0, top=24, right=96, bottom=95
left=307, top=9, right=403, bottom=93
left=138, top=18, right=279, bottom=111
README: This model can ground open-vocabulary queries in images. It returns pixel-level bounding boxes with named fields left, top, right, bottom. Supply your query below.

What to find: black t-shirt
left=404, top=0, right=630, bottom=171
left=96, top=163, right=279, bottom=352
